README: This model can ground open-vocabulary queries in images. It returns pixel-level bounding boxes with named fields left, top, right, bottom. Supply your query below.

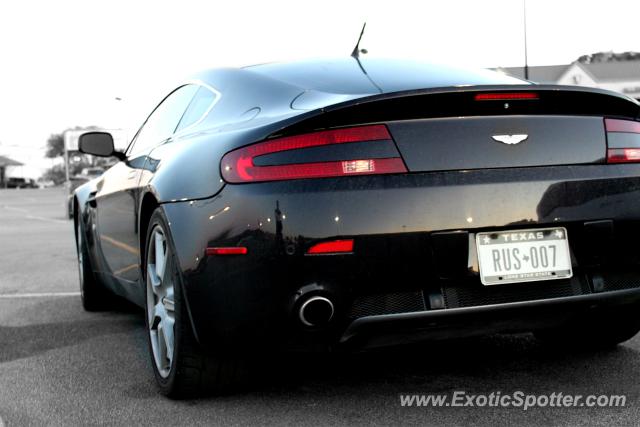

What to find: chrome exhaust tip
left=299, top=296, right=334, bottom=327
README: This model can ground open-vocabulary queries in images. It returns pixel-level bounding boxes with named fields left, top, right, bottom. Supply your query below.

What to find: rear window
left=176, top=86, right=218, bottom=132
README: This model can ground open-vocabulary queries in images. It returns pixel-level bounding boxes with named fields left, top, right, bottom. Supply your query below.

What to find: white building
left=495, top=61, right=640, bottom=100
left=0, top=155, right=23, bottom=186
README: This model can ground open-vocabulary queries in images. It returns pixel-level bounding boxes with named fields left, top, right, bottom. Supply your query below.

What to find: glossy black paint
left=246, top=57, right=524, bottom=95
left=159, top=164, right=640, bottom=347
left=389, top=115, right=606, bottom=171
left=342, top=288, right=640, bottom=348
left=74, top=57, right=640, bottom=351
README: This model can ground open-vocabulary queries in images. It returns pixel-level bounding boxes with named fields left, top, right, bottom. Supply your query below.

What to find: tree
left=42, top=164, right=66, bottom=185
left=43, top=126, right=101, bottom=183
left=577, top=51, right=640, bottom=64
left=45, top=126, right=99, bottom=159
left=45, top=133, right=64, bottom=158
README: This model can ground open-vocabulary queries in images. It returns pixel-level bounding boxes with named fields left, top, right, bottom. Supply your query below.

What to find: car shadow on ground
left=5, top=295, right=637, bottom=405
left=0, top=299, right=142, bottom=364
left=241, top=334, right=640, bottom=400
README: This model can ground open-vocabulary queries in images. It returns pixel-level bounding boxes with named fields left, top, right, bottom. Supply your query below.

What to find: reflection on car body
left=72, top=57, right=640, bottom=397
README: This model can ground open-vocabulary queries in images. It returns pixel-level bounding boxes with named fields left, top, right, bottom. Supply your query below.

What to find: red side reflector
left=607, top=148, right=640, bottom=164
left=605, top=118, right=640, bottom=133
left=206, top=247, right=248, bottom=256
left=307, top=239, right=354, bottom=255
left=474, top=92, right=539, bottom=101
left=220, top=125, right=407, bottom=183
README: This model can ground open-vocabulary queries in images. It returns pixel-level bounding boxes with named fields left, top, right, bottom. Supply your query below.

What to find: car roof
left=242, top=57, right=525, bottom=95
left=186, top=57, right=527, bottom=132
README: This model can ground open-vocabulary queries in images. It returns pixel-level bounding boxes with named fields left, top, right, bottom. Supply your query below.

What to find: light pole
left=63, top=131, right=71, bottom=185
left=523, top=0, right=529, bottom=80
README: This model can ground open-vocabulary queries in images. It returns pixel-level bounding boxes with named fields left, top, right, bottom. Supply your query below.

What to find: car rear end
left=165, top=85, right=640, bottom=351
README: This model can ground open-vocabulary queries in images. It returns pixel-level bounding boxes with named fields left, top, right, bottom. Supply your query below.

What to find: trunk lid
left=275, top=85, right=640, bottom=172
left=388, top=115, right=606, bottom=171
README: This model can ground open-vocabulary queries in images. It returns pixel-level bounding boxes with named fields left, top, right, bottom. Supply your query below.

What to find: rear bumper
left=341, top=287, right=640, bottom=349
left=160, top=164, right=640, bottom=350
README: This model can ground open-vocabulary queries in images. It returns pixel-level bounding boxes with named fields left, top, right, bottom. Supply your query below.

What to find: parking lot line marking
left=100, top=234, right=140, bottom=255
left=1, top=206, right=67, bottom=224
left=0, top=292, right=81, bottom=299
left=25, top=215, right=68, bottom=224
left=113, top=263, right=139, bottom=276
left=1, top=205, right=26, bottom=212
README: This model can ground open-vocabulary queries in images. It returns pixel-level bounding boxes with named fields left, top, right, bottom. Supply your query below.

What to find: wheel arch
left=139, top=195, right=203, bottom=345
left=73, top=196, right=79, bottom=242
left=139, top=191, right=160, bottom=278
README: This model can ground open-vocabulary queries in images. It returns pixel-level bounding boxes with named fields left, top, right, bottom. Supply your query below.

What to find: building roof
left=0, top=155, right=23, bottom=167
left=494, top=65, right=569, bottom=84
left=495, top=61, right=640, bottom=84
left=578, top=61, right=640, bottom=81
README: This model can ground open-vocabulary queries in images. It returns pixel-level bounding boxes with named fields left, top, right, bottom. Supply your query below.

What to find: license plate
left=476, top=227, right=572, bottom=286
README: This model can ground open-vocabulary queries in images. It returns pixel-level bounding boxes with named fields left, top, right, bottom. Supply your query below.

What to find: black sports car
left=74, top=57, right=640, bottom=397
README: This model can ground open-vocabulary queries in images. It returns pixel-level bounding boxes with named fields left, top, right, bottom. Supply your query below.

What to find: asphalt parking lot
left=2, top=188, right=640, bottom=426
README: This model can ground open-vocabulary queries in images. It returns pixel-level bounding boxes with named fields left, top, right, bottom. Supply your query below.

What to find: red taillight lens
left=307, top=239, right=354, bottom=255
left=607, top=148, right=640, bottom=163
left=474, top=92, right=539, bottom=101
left=221, top=125, right=407, bottom=183
left=605, top=118, right=640, bottom=164
left=605, top=118, right=640, bottom=133
left=206, top=247, right=248, bottom=256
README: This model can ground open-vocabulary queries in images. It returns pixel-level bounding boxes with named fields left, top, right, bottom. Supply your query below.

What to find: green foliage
left=43, top=126, right=102, bottom=182
left=45, top=133, right=65, bottom=158
left=42, top=158, right=94, bottom=185
left=42, top=164, right=66, bottom=185
left=45, top=126, right=100, bottom=159
left=578, top=51, right=640, bottom=64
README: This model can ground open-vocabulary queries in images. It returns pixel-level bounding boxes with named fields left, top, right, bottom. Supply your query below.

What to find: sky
left=1, top=0, right=640, bottom=177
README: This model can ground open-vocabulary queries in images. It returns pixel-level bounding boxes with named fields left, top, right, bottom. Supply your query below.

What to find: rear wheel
left=535, top=303, right=640, bottom=349
left=76, top=219, right=112, bottom=311
left=144, top=208, right=245, bottom=398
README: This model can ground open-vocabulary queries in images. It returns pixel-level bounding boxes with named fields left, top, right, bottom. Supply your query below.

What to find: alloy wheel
left=146, top=225, right=176, bottom=378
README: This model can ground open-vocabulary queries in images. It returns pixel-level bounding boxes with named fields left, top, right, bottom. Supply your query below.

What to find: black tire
left=535, top=303, right=640, bottom=349
left=76, top=219, right=113, bottom=311
left=144, top=208, right=246, bottom=398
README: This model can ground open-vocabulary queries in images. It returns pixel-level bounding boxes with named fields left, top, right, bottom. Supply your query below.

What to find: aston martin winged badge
left=491, top=134, right=528, bottom=145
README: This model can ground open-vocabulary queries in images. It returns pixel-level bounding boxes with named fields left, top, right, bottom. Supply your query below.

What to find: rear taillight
left=307, top=239, right=354, bottom=255
left=607, top=148, right=640, bottom=163
left=220, top=125, right=407, bottom=183
left=606, top=118, right=640, bottom=164
left=474, top=92, right=539, bottom=101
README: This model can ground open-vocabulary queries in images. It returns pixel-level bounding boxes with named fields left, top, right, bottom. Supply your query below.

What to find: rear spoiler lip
left=261, top=84, right=640, bottom=143
left=320, top=84, right=640, bottom=114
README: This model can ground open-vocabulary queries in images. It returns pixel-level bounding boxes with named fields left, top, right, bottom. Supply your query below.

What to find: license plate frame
left=476, top=227, right=573, bottom=286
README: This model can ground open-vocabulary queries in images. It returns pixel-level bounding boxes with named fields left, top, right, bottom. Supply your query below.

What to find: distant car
left=73, top=57, right=640, bottom=398
left=37, top=179, right=56, bottom=189
left=5, top=177, right=36, bottom=189
left=79, top=167, right=105, bottom=179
